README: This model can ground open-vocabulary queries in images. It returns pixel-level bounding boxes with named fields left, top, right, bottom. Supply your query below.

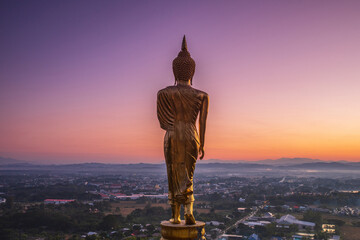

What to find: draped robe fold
left=157, top=85, right=202, bottom=204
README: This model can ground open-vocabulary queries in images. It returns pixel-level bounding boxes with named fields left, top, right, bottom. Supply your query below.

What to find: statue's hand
left=199, top=146, right=205, bottom=160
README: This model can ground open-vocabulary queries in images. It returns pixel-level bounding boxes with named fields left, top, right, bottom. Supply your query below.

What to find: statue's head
left=172, top=35, right=196, bottom=84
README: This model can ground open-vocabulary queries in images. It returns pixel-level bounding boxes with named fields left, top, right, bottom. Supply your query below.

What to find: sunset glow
left=1, top=1, right=360, bottom=163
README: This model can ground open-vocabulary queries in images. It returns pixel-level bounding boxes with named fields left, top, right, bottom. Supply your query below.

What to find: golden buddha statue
left=157, top=36, right=209, bottom=225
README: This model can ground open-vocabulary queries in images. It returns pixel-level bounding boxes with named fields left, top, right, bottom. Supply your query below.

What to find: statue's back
left=157, top=85, right=206, bottom=132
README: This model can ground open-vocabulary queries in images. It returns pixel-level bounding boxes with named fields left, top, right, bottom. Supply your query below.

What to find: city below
left=0, top=157, right=359, bottom=240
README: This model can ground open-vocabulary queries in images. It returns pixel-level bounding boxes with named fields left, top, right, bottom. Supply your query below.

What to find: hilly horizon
left=0, top=156, right=357, bottom=166
left=1, top=156, right=359, bottom=179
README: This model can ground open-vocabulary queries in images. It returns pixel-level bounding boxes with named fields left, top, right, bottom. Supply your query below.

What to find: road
left=219, top=205, right=265, bottom=238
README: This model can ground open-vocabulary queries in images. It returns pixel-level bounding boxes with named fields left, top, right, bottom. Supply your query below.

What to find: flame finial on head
left=182, top=35, right=187, bottom=51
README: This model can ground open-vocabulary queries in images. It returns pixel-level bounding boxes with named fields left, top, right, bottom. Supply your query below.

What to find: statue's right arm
left=157, top=90, right=172, bottom=130
left=199, top=93, right=209, bottom=160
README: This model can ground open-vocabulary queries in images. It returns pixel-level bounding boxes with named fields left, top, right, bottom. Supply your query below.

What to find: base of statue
left=160, top=220, right=206, bottom=240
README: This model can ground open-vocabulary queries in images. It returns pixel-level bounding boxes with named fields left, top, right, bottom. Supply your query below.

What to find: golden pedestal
left=160, top=220, right=206, bottom=240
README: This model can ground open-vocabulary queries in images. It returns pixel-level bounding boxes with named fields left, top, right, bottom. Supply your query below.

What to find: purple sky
left=1, top=1, right=360, bottom=163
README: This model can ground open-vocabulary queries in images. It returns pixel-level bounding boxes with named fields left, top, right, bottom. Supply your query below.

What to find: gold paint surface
left=161, top=220, right=206, bottom=240
left=157, top=37, right=209, bottom=223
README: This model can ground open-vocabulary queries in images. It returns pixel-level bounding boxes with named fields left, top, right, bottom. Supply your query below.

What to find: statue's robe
left=157, top=85, right=203, bottom=204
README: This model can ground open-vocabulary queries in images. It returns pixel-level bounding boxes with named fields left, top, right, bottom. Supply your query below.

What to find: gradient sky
left=1, top=1, right=360, bottom=164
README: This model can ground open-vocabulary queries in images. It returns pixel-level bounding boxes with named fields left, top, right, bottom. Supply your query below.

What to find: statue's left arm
left=199, top=93, right=209, bottom=160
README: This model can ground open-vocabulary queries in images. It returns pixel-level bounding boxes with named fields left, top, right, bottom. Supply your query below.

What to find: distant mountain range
left=0, top=157, right=28, bottom=165
left=0, top=156, right=359, bottom=177
left=202, top=157, right=356, bottom=166
left=0, top=156, right=358, bottom=166
left=255, top=157, right=324, bottom=165
left=279, top=161, right=360, bottom=170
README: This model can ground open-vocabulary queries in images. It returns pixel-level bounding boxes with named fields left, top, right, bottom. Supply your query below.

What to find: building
left=291, top=233, right=315, bottom=240
left=237, top=207, right=246, bottom=213
left=218, top=234, right=245, bottom=240
left=245, top=221, right=271, bottom=227
left=261, top=212, right=276, bottom=222
left=248, top=233, right=260, bottom=240
left=44, top=199, right=75, bottom=204
left=277, top=214, right=315, bottom=231
left=205, top=221, right=224, bottom=226
left=98, top=193, right=110, bottom=199
left=322, top=224, right=336, bottom=233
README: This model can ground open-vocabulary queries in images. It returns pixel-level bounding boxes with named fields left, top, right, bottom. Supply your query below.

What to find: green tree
left=99, top=215, right=123, bottom=230
left=303, top=211, right=322, bottom=231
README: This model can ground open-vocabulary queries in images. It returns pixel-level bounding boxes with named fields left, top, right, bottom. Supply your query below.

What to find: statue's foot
left=185, top=214, right=196, bottom=225
left=169, top=203, right=181, bottom=224
left=170, top=217, right=181, bottom=224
